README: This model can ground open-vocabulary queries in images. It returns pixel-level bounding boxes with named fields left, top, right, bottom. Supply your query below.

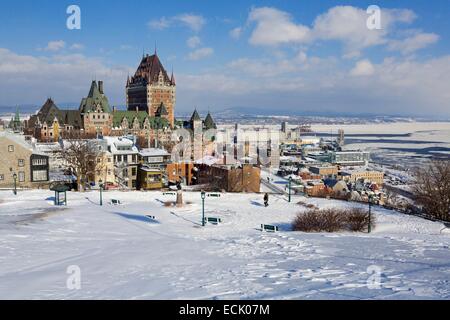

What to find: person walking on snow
left=264, top=193, right=269, bottom=207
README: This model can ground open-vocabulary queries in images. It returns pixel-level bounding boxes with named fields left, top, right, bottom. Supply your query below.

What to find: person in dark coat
left=264, top=193, right=269, bottom=207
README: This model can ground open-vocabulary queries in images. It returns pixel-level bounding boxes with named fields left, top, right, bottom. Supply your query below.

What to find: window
left=18, top=159, right=25, bottom=167
left=131, top=167, right=137, bottom=176
left=0, top=174, right=4, bottom=181
left=32, top=158, right=47, bottom=166
left=18, top=171, right=25, bottom=182
left=32, top=170, right=47, bottom=182
left=132, top=180, right=137, bottom=188
left=8, top=145, right=14, bottom=152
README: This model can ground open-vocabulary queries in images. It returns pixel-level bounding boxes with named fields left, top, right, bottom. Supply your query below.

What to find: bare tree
left=384, top=187, right=399, bottom=207
left=59, top=133, right=103, bottom=191
left=412, top=160, right=450, bottom=221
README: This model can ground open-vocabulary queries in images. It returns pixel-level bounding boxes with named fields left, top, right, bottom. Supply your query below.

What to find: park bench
left=261, top=224, right=279, bottom=232
left=163, top=192, right=176, bottom=196
left=204, top=217, right=222, bottom=225
left=110, top=199, right=122, bottom=205
left=207, top=193, right=221, bottom=198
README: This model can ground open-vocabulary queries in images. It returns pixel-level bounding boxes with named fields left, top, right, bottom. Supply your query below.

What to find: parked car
left=104, top=182, right=120, bottom=190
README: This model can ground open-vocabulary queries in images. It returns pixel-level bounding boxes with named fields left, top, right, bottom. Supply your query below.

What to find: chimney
left=98, top=81, right=104, bottom=94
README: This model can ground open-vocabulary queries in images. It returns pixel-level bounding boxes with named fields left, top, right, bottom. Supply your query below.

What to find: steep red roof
left=128, top=53, right=174, bottom=86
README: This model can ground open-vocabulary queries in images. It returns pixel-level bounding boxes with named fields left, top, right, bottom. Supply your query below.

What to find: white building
left=103, top=136, right=139, bottom=189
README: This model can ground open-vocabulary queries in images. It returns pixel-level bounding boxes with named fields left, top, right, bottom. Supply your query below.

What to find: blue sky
left=1, top=0, right=450, bottom=117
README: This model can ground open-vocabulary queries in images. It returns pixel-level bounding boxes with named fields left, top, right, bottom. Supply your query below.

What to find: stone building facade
left=0, top=131, right=49, bottom=188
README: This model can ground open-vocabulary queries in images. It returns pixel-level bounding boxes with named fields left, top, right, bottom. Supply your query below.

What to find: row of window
left=0, top=170, right=48, bottom=182
left=114, top=154, right=138, bottom=163
left=32, top=158, right=47, bottom=166
left=0, top=172, right=25, bottom=182
left=91, top=114, right=108, bottom=120
left=32, top=170, right=47, bottom=182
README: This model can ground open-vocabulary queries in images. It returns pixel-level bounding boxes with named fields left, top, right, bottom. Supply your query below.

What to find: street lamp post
left=288, top=177, right=292, bottom=203
left=99, top=179, right=103, bottom=206
left=368, top=194, right=373, bottom=233
left=13, top=173, right=17, bottom=195
left=201, top=190, right=206, bottom=226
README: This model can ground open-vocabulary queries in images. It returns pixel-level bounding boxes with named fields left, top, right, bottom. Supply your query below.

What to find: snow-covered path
left=0, top=190, right=449, bottom=299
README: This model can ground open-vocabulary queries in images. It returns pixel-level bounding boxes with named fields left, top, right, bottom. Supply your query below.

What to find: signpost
left=50, top=184, right=70, bottom=206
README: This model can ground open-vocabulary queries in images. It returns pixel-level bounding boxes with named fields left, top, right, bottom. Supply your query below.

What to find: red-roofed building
left=126, top=52, right=176, bottom=127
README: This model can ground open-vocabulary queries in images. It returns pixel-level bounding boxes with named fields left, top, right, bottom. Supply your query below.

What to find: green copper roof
left=14, top=107, right=20, bottom=122
left=190, top=109, right=201, bottom=122
left=204, top=112, right=217, bottom=130
left=79, top=81, right=111, bottom=114
left=112, top=111, right=169, bottom=129
left=156, top=102, right=169, bottom=117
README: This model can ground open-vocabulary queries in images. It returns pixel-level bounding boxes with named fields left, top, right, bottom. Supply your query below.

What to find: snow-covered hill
left=0, top=190, right=449, bottom=299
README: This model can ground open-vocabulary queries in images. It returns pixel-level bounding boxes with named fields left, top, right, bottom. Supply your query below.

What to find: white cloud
left=148, top=14, right=206, bottom=32
left=0, top=48, right=131, bottom=106
left=187, top=36, right=201, bottom=48
left=188, top=47, right=214, bottom=61
left=70, top=43, right=84, bottom=50
left=176, top=52, right=450, bottom=116
left=230, top=27, right=242, bottom=39
left=246, top=6, right=425, bottom=57
left=350, top=59, right=375, bottom=76
left=40, top=40, right=66, bottom=52
left=119, top=44, right=133, bottom=51
left=388, top=32, right=439, bottom=55
left=148, top=17, right=171, bottom=30
left=176, top=14, right=206, bottom=32
left=248, top=7, right=311, bottom=46
left=313, top=6, right=416, bottom=54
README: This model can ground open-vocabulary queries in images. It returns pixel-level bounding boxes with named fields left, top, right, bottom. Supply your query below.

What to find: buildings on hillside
left=24, top=80, right=111, bottom=141
left=0, top=130, right=49, bottom=189
left=103, top=136, right=139, bottom=189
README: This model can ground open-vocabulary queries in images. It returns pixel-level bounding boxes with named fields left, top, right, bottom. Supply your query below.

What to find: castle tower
left=126, top=53, right=176, bottom=127
left=79, top=80, right=112, bottom=136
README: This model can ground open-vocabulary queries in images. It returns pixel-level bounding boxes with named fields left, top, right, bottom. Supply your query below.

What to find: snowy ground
left=1, top=189, right=450, bottom=300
